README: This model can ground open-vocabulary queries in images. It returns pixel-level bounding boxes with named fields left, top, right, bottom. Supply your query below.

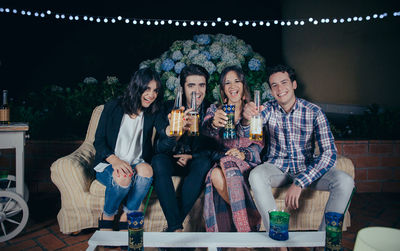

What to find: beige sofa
left=50, top=105, right=354, bottom=234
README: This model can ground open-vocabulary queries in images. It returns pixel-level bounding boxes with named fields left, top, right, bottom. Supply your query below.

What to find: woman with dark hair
left=93, top=67, right=164, bottom=231
left=202, top=65, right=263, bottom=232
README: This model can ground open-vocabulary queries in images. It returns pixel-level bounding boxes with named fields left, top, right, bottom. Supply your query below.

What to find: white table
left=87, top=231, right=325, bottom=251
left=0, top=123, right=30, bottom=242
left=0, top=123, right=29, bottom=198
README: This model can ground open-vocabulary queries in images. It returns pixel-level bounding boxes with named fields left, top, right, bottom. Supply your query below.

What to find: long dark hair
left=219, top=65, right=251, bottom=105
left=122, top=67, right=163, bottom=115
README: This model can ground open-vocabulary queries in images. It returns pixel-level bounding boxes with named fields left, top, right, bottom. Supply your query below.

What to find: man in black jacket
left=152, top=64, right=213, bottom=232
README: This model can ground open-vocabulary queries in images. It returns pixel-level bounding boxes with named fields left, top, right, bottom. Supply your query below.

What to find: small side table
left=0, top=123, right=29, bottom=198
left=0, top=123, right=30, bottom=242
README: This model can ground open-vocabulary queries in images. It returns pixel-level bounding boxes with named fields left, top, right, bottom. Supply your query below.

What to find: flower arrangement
left=139, top=33, right=273, bottom=103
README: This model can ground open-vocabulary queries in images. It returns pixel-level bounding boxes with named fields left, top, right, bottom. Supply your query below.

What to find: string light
left=0, top=6, right=398, bottom=29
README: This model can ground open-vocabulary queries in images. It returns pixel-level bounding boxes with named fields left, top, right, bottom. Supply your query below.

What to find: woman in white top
left=93, top=67, right=165, bottom=230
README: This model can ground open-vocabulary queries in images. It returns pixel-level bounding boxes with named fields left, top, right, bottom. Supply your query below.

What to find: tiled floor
left=1, top=192, right=399, bottom=250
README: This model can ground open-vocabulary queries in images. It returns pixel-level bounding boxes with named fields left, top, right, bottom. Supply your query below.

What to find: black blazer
left=93, top=98, right=165, bottom=168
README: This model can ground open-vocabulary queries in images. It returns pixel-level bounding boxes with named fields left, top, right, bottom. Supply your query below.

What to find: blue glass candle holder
left=269, top=210, right=290, bottom=241
left=222, top=104, right=236, bottom=139
left=325, top=212, right=344, bottom=251
left=127, top=211, right=144, bottom=251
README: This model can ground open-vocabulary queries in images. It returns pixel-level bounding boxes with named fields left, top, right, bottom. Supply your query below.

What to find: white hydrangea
left=191, top=54, right=208, bottom=65
left=83, top=77, right=98, bottom=84
left=183, top=40, right=195, bottom=54
left=235, top=44, right=250, bottom=57
left=154, top=59, right=162, bottom=73
left=216, top=34, right=235, bottom=44
left=203, top=61, right=216, bottom=74
left=166, top=76, right=179, bottom=91
left=209, top=42, right=222, bottom=59
left=171, top=50, right=183, bottom=61
left=221, top=50, right=237, bottom=63
left=105, top=76, right=119, bottom=85
left=188, top=49, right=200, bottom=59
left=139, top=60, right=151, bottom=69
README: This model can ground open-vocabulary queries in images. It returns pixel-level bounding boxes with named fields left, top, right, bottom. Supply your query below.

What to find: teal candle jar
left=269, top=210, right=290, bottom=241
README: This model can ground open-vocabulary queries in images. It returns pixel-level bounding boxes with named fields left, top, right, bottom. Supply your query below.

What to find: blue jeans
left=96, top=164, right=153, bottom=217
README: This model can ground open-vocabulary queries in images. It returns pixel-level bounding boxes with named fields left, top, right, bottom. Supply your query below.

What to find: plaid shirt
left=239, top=98, right=337, bottom=188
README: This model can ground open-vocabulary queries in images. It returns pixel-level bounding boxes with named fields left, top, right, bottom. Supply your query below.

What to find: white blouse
left=94, top=112, right=144, bottom=172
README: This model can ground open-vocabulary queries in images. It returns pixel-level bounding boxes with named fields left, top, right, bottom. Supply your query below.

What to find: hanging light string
left=1, top=6, right=399, bottom=27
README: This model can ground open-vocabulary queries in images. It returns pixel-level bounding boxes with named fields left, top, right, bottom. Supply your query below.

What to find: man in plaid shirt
left=240, top=64, right=354, bottom=233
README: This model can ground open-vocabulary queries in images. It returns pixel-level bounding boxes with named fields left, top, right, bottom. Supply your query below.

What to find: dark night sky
left=0, top=0, right=283, bottom=100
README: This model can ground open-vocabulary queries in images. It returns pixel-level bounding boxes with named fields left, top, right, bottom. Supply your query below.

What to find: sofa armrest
left=50, top=142, right=96, bottom=194
left=335, top=155, right=355, bottom=179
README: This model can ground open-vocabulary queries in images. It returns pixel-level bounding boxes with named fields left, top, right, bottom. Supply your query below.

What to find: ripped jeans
left=96, top=164, right=153, bottom=217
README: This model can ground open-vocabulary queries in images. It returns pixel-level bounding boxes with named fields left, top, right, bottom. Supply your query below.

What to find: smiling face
left=223, top=70, right=244, bottom=104
left=184, top=75, right=207, bottom=109
left=269, top=71, right=297, bottom=112
left=141, top=80, right=159, bottom=108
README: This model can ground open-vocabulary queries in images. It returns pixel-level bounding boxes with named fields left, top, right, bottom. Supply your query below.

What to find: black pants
left=152, top=153, right=211, bottom=232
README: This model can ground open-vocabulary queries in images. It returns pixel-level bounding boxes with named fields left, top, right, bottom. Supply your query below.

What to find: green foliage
left=10, top=77, right=126, bottom=140
left=330, top=104, right=400, bottom=140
